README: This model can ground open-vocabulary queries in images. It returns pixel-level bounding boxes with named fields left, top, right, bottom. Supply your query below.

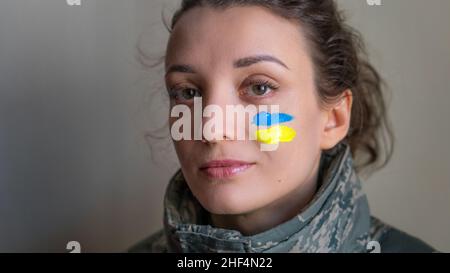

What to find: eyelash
left=243, top=79, right=280, bottom=96
left=168, top=78, right=280, bottom=102
left=167, top=87, right=200, bottom=101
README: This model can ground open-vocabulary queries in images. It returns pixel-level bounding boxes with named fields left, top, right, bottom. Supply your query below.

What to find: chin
left=196, top=188, right=261, bottom=215
left=203, top=204, right=250, bottom=215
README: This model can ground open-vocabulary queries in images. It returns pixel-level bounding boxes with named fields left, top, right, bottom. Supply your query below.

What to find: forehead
left=165, top=6, right=310, bottom=72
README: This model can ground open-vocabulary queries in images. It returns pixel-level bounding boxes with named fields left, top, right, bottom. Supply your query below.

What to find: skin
left=164, top=6, right=353, bottom=236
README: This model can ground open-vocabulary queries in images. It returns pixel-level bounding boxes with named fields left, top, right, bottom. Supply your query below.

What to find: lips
left=199, top=160, right=255, bottom=179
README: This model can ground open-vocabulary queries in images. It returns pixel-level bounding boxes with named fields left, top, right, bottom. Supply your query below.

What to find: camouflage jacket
left=129, top=142, right=435, bottom=253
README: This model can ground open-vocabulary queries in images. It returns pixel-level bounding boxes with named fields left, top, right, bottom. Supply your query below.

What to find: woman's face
left=165, top=6, right=337, bottom=215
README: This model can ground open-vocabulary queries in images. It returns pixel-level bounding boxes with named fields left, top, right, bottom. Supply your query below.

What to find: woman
left=129, top=0, right=435, bottom=253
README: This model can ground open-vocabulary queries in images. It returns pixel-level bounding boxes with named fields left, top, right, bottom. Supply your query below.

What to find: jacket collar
left=162, top=142, right=371, bottom=252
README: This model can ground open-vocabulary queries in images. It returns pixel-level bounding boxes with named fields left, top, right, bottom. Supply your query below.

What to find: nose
left=199, top=86, right=238, bottom=143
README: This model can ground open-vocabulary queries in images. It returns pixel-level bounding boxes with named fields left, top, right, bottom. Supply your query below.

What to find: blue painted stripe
left=252, top=112, right=294, bottom=126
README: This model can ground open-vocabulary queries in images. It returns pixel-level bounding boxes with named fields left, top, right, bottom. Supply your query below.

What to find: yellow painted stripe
left=255, top=125, right=297, bottom=144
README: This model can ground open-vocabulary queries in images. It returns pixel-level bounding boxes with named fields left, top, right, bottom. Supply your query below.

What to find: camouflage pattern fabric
left=129, top=142, right=436, bottom=253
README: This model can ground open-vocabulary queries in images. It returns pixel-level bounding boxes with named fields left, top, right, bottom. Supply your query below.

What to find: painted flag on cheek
left=252, top=112, right=297, bottom=145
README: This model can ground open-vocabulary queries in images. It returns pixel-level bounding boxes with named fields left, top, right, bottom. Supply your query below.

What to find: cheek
left=173, top=140, right=196, bottom=170
left=288, top=108, right=323, bottom=166
left=289, top=88, right=324, bottom=148
left=256, top=106, right=323, bottom=185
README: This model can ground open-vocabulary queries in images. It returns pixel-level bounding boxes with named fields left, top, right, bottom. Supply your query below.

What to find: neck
left=209, top=153, right=322, bottom=236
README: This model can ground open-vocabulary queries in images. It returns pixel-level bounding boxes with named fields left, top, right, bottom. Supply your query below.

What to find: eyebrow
left=165, top=54, right=289, bottom=77
left=233, top=54, right=289, bottom=70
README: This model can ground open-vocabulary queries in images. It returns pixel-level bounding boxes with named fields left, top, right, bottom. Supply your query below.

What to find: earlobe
left=320, top=90, right=353, bottom=150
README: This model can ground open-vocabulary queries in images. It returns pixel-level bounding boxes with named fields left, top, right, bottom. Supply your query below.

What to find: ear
left=319, top=89, right=353, bottom=150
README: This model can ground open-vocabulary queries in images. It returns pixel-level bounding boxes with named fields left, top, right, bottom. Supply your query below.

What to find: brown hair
left=140, top=0, right=394, bottom=177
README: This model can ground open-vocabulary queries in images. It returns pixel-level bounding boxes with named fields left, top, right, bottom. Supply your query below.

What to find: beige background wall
left=0, top=0, right=449, bottom=252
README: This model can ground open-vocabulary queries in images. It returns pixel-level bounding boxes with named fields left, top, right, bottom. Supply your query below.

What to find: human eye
left=240, top=77, right=280, bottom=99
left=167, top=85, right=202, bottom=103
